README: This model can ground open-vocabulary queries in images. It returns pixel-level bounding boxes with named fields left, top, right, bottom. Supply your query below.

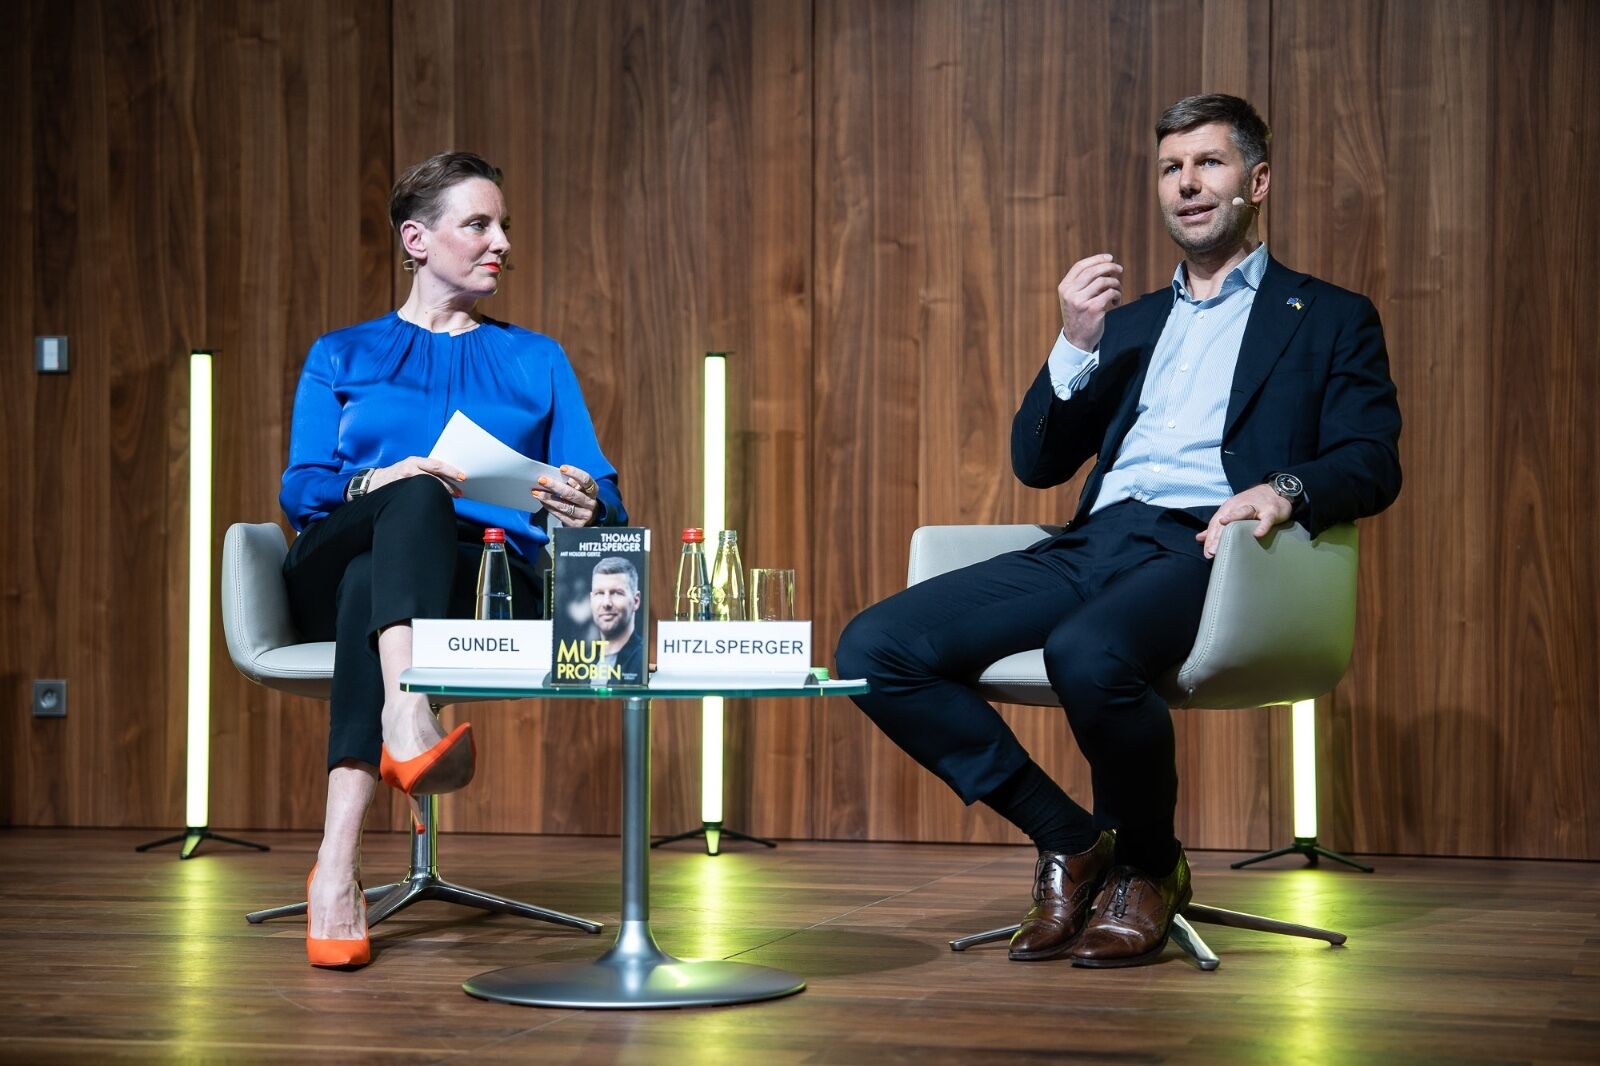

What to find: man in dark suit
left=835, top=94, right=1401, bottom=968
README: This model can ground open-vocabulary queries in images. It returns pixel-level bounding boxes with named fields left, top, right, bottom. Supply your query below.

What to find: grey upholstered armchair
left=221, top=521, right=600, bottom=938
left=909, top=519, right=1359, bottom=970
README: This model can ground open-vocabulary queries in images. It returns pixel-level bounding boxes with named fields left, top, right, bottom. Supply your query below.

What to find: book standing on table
left=551, top=527, right=651, bottom=688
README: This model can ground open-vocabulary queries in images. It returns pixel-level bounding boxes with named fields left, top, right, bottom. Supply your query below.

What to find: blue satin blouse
left=280, top=312, right=626, bottom=559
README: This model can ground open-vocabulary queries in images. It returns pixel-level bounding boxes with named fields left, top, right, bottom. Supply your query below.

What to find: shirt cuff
left=1046, top=330, right=1100, bottom=400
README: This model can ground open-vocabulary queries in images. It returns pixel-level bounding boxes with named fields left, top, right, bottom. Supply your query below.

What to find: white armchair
left=912, top=519, right=1360, bottom=970
left=221, top=521, right=601, bottom=938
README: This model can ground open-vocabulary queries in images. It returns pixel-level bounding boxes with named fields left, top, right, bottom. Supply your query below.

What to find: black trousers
left=283, top=476, right=544, bottom=770
left=833, top=500, right=1212, bottom=862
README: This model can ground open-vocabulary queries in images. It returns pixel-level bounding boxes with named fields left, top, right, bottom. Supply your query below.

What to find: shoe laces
left=1108, top=869, right=1137, bottom=919
left=1032, top=855, right=1065, bottom=902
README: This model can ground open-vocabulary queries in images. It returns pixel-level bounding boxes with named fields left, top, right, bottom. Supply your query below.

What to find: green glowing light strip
left=702, top=354, right=727, bottom=824
left=1291, top=698, right=1317, bottom=840
left=186, top=351, right=213, bottom=829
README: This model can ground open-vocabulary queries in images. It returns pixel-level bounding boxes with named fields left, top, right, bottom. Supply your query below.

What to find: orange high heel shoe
left=380, top=721, right=477, bottom=802
left=306, top=865, right=371, bottom=969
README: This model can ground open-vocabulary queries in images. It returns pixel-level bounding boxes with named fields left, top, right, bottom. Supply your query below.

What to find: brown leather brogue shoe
left=1007, top=831, right=1115, bottom=961
left=1070, top=850, right=1192, bottom=968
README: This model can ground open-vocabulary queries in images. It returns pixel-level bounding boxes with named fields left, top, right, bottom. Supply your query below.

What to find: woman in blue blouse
left=280, top=152, right=626, bottom=968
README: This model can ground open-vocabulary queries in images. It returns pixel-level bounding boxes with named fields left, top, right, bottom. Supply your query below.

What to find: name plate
left=655, top=621, right=811, bottom=683
left=413, top=619, right=552, bottom=670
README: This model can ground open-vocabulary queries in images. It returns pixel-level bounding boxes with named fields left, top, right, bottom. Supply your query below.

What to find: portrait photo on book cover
left=552, top=550, right=647, bottom=686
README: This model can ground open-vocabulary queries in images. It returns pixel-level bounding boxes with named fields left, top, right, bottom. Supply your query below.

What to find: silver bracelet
left=346, top=468, right=376, bottom=500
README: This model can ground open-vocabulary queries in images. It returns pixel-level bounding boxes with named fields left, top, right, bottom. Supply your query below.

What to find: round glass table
left=399, top=668, right=868, bottom=1009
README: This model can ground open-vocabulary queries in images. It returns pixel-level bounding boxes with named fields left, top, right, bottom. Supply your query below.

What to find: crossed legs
left=286, top=477, right=477, bottom=942
left=308, top=624, right=454, bottom=942
left=834, top=503, right=1210, bottom=873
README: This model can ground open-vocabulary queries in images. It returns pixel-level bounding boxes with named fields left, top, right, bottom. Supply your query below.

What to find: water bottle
left=675, top=528, right=713, bottom=621
left=476, top=527, right=514, bottom=620
left=710, top=529, right=746, bottom=621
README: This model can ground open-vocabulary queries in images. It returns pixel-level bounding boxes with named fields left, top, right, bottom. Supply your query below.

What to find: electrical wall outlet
left=35, top=336, right=69, bottom=373
left=32, top=680, right=66, bottom=718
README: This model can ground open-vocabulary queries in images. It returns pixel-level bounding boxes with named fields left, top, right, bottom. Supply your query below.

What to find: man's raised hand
left=1058, top=253, right=1124, bottom=352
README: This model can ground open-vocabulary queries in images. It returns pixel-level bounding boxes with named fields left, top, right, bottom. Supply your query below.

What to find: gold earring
left=401, top=257, right=418, bottom=273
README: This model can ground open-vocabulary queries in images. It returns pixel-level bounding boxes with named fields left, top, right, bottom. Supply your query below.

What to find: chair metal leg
left=245, top=883, right=399, bottom=925
left=948, top=923, right=1021, bottom=952
left=368, top=877, right=599, bottom=932
left=242, top=796, right=602, bottom=935
left=1182, top=902, right=1347, bottom=945
left=1170, top=914, right=1220, bottom=970
left=947, top=900, right=1345, bottom=966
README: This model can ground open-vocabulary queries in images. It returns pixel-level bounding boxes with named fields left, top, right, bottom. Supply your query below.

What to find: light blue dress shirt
left=1046, top=243, right=1269, bottom=514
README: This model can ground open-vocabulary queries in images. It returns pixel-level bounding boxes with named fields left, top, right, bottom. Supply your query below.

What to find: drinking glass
left=747, top=568, right=796, bottom=621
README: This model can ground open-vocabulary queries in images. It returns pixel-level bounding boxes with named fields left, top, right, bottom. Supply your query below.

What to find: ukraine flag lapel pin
left=1286, top=296, right=1305, bottom=311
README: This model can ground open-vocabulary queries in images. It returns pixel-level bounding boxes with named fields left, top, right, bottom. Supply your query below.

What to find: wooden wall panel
left=200, top=0, right=397, bottom=835
left=803, top=0, right=1280, bottom=848
left=711, top=0, right=815, bottom=840
left=0, top=1, right=199, bottom=830
left=1276, top=0, right=1600, bottom=859
left=391, top=0, right=811, bottom=838
left=393, top=0, right=632, bottom=837
left=0, top=0, right=31, bottom=828
left=4, top=0, right=1596, bottom=861
left=0, top=0, right=392, bottom=835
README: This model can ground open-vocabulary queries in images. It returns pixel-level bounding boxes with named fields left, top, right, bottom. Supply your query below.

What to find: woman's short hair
left=388, top=152, right=503, bottom=235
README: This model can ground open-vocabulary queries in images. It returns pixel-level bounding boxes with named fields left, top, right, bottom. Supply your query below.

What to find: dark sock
left=982, top=759, right=1098, bottom=855
left=1114, top=834, right=1181, bottom=877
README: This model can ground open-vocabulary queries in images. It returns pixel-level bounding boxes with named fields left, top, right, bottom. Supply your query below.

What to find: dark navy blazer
left=1011, top=256, right=1402, bottom=536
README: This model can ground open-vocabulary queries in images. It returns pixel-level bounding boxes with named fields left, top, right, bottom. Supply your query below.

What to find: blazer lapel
left=1224, top=258, right=1315, bottom=437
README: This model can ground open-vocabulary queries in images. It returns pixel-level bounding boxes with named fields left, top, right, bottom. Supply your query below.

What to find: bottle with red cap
left=476, top=527, right=514, bottom=620
left=674, top=528, right=712, bottom=621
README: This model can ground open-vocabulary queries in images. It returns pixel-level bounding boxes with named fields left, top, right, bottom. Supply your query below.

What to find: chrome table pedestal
left=463, top=696, right=805, bottom=1008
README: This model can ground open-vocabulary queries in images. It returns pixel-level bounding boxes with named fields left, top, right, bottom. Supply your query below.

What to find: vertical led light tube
left=1291, top=698, right=1317, bottom=840
left=701, top=354, right=728, bottom=831
left=186, top=350, right=214, bottom=830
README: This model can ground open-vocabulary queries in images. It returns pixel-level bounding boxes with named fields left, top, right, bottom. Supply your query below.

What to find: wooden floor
left=2, top=830, right=1597, bottom=1064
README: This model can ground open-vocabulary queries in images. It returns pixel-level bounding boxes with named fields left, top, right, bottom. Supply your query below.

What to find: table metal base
left=463, top=920, right=804, bottom=1009
left=462, top=697, right=806, bottom=1009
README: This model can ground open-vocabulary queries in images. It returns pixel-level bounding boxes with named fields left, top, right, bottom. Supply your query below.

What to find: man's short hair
left=593, top=557, right=639, bottom=595
left=1156, top=94, right=1271, bottom=171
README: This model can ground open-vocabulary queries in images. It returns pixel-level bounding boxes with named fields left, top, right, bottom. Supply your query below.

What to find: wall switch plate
left=35, top=336, right=68, bottom=373
left=32, top=680, right=66, bottom=718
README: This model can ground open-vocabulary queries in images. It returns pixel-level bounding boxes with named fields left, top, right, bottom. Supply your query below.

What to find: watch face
left=1272, top=473, right=1304, bottom=498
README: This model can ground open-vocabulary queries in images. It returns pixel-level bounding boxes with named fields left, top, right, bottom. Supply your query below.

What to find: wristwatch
left=346, top=468, right=376, bottom=501
left=1267, top=472, right=1304, bottom=504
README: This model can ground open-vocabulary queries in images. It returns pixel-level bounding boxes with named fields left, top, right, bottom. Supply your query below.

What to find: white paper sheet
left=428, top=410, right=563, bottom=514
